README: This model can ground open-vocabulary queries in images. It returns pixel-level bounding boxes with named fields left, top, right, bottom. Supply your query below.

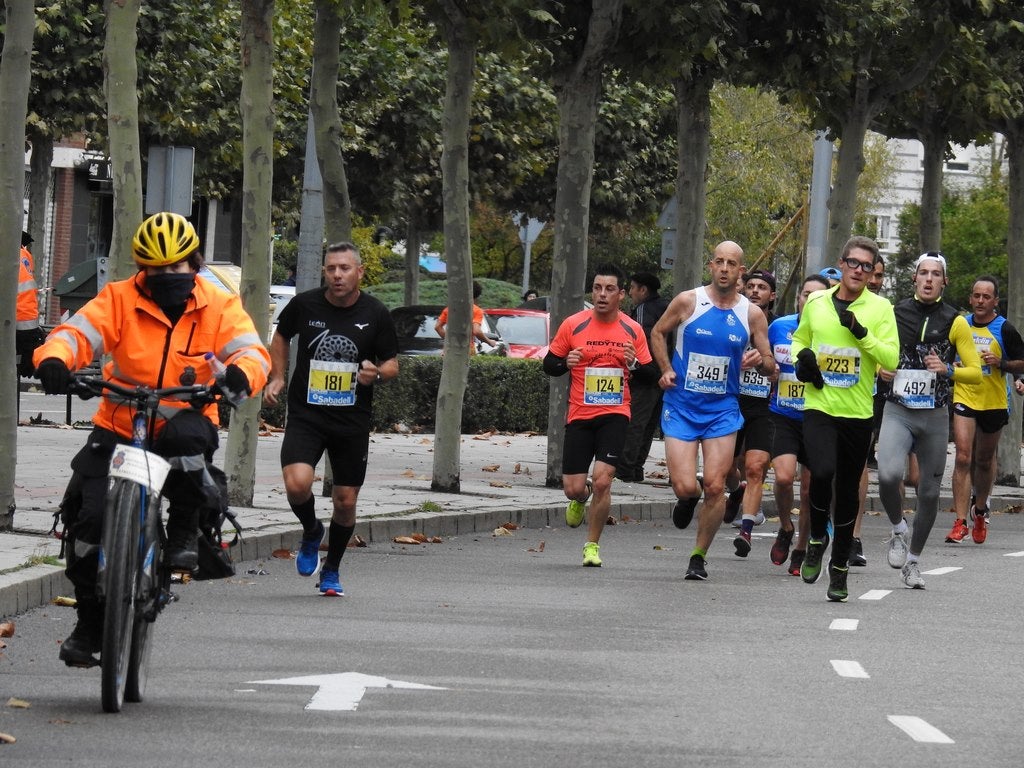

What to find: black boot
left=60, top=598, right=102, bottom=667
left=164, top=508, right=199, bottom=572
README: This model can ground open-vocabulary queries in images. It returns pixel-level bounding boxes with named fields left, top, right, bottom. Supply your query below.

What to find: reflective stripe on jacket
left=17, top=246, right=39, bottom=330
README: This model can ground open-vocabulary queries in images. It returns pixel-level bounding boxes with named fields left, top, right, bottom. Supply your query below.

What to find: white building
left=867, top=135, right=1006, bottom=256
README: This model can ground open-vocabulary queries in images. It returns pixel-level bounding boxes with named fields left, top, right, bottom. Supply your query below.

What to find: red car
left=484, top=308, right=550, bottom=359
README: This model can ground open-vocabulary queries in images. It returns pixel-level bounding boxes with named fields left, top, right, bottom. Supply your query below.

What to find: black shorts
left=735, top=409, right=774, bottom=456
left=953, top=402, right=1009, bottom=434
left=562, top=414, right=629, bottom=476
left=769, top=412, right=807, bottom=465
left=280, top=412, right=370, bottom=487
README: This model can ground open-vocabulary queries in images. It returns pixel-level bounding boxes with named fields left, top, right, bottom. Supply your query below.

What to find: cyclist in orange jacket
left=34, top=212, right=270, bottom=667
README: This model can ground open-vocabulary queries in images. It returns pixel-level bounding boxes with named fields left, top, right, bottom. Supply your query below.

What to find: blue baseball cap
left=819, top=267, right=842, bottom=281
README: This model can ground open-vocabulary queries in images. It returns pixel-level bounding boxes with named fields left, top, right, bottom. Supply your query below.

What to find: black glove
left=838, top=309, right=868, bottom=339
left=36, top=357, right=71, bottom=394
left=795, top=348, right=824, bottom=389
left=223, top=363, right=251, bottom=396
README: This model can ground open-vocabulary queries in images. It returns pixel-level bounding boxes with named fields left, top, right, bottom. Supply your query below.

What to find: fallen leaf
left=489, top=480, right=512, bottom=488
left=481, top=464, right=500, bottom=472
left=513, top=463, right=522, bottom=474
left=419, top=438, right=431, bottom=445
left=6, top=698, right=30, bottom=709
left=427, top=536, right=443, bottom=544
left=393, top=536, right=421, bottom=545
left=621, top=515, right=634, bottom=523
left=51, top=596, right=76, bottom=607
left=410, top=533, right=428, bottom=543
left=402, top=469, right=416, bottom=477
left=0, top=732, right=15, bottom=744
left=48, top=719, right=73, bottom=725
left=492, top=527, right=513, bottom=537
left=347, top=535, right=367, bottom=548
left=605, top=515, right=617, bottom=525
left=272, top=549, right=294, bottom=559
left=527, top=540, right=546, bottom=553
left=0, top=622, right=13, bottom=638
left=0, top=640, right=6, bottom=650
left=473, top=431, right=495, bottom=440
left=500, top=522, right=519, bottom=531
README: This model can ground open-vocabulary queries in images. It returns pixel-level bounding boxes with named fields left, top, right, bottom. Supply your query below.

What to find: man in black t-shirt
left=264, top=242, right=399, bottom=596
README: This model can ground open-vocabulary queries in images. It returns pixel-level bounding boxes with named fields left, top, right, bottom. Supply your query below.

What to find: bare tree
left=224, top=0, right=274, bottom=506
left=0, top=0, right=35, bottom=530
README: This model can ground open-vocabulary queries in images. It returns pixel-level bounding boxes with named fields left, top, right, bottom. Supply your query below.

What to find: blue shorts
left=661, top=402, right=743, bottom=442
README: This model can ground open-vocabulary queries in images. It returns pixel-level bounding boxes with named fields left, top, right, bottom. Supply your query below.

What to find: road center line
left=859, top=589, right=891, bottom=600
left=830, top=660, right=869, bottom=678
left=829, top=618, right=859, bottom=631
left=923, top=566, right=961, bottom=576
left=887, top=715, right=954, bottom=743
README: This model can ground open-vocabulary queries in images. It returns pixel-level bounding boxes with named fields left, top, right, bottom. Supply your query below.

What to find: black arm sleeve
left=630, top=360, right=660, bottom=385
left=543, top=351, right=569, bottom=377
left=1001, top=321, right=1024, bottom=361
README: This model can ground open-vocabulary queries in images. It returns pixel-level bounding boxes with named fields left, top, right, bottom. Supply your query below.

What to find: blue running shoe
left=318, top=567, right=343, bottom=596
left=296, top=521, right=325, bottom=577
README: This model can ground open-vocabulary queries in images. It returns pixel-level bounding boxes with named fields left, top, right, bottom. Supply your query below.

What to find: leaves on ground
left=393, top=536, right=421, bottom=545
left=492, top=527, right=513, bottom=537
left=0, top=732, right=15, bottom=744
left=481, top=464, right=500, bottom=472
left=6, top=698, right=30, bottom=709
left=272, top=549, right=294, bottom=559
left=347, top=535, right=367, bottom=547
left=499, top=522, right=519, bottom=530
left=0, top=622, right=13, bottom=638
left=527, top=541, right=545, bottom=553
left=489, top=480, right=512, bottom=488
left=50, top=596, right=76, bottom=607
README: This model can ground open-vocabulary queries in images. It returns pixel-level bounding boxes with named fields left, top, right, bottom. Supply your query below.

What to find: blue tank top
left=768, top=313, right=804, bottom=421
left=663, top=286, right=750, bottom=416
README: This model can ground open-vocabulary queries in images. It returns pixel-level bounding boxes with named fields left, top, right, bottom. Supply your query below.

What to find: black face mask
left=147, top=272, right=196, bottom=308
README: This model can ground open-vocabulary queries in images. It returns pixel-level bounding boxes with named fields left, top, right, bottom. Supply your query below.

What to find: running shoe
left=684, top=554, right=708, bottom=580
left=770, top=528, right=794, bottom=565
left=296, top=521, right=325, bottom=577
left=826, top=562, right=849, bottom=602
left=582, top=541, right=602, bottom=567
left=788, top=549, right=805, bottom=577
left=848, top=537, right=867, bottom=567
left=945, top=518, right=969, bottom=543
left=970, top=504, right=988, bottom=544
left=672, top=496, right=699, bottom=530
left=723, top=481, right=746, bottom=524
left=886, top=524, right=909, bottom=569
left=318, top=567, right=344, bottom=596
left=734, top=529, right=752, bottom=558
left=565, top=480, right=592, bottom=528
left=900, top=561, right=925, bottom=589
left=801, top=533, right=829, bottom=584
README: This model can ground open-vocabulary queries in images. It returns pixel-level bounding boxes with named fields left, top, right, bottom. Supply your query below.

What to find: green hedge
left=247, top=355, right=550, bottom=433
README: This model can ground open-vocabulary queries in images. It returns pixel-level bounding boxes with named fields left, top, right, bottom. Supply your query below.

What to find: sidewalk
left=3, top=418, right=1022, bottom=619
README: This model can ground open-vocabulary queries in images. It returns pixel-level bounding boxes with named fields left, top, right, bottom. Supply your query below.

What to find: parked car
left=483, top=308, right=550, bottom=359
left=391, top=305, right=505, bottom=356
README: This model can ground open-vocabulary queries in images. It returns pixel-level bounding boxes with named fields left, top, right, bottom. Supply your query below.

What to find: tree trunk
left=27, top=131, right=53, bottom=282
left=430, top=5, right=476, bottom=493
left=918, top=123, right=944, bottom=252
left=103, top=0, right=144, bottom=280
left=825, top=107, right=872, bottom=262
left=544, top=0, right=622, bottom=487
left=672, top=75, right=712, bottom=296
left=0, top=0, right=34, bottom=530
left=225, top=0, right=274, bottom=506
left=997, top=120, right=1024, bottom=487
left=311, top=0, right=352, bottom=244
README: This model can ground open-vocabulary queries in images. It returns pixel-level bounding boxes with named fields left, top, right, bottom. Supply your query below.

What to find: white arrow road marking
left=858, top=589, right=891, bottom=600
left=888, top=715, right=954, bottom=743
left=830, top=660, right=869, bottom=678
left=1004, top=551, right=1024, bottom=558
left=250, top=672, right=447, bottom=711
left=829, top=618, right=859, bottom=631
left=923, top=566, right=961, bottom=576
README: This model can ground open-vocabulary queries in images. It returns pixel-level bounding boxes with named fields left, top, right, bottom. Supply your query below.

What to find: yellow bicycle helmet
left=132, top=212, right=200, bottom=267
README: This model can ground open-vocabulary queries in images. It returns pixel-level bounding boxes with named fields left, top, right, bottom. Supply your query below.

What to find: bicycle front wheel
left=101, top=479, right=141, bottom=713
left=126, top=494, right=163, bottom=703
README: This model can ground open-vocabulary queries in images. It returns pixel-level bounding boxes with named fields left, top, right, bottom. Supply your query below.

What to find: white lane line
left=923, top=566, right=961, bottom=576
left=830, top=660, right=869, bottom=678
left=888, top=715, right=954, bottom=743
left=1004, top=551, right=1024, bottom=558
left=830, top=618, right=859, bottom=631
left=859, top=589, right=891, bottom=600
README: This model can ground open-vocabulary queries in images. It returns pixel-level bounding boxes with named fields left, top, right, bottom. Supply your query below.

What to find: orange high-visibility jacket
left=35, top=272, right=270, bottom=439
left=17, top=246, right=39, bottom=330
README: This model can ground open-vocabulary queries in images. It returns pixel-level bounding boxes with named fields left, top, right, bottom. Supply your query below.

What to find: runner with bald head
left=650, top=241, right=775, bottom=581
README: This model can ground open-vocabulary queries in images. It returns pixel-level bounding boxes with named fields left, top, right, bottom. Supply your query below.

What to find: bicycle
left=68, top=373, right=236, bottom=713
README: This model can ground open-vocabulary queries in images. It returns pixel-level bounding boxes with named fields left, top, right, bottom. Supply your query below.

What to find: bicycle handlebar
left=68, top=374, right=230, bottom=410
